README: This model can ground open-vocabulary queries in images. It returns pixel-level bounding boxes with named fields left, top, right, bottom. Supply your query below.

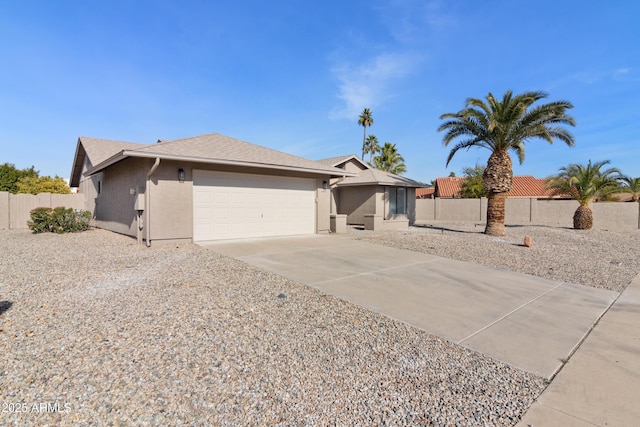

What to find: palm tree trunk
left=362, top=127, right=367, bottom=160
left=485, top=192, right=506, bottom=236
left=573, top=205, right=593, bottom=229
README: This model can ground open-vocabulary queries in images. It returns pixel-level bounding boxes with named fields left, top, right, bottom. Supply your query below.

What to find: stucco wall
left=316, top=179, right=331, bottom=234
left=90, top=159, right=333, bottom=243
left=0, top=191, right=9, bottom=229
left=0, top=191, right=85, bottom=229
left=341, top=160, right=368, bottom=173
left=76, top=156, right=101, bottom=216
left=337, top=185, right=378, bottom=224
left=94, top=157, right=148, bottom=237
left=415, top=198, right=640, bottom=231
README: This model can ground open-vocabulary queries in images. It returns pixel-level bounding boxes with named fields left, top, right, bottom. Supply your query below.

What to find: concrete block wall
left=0, top=192, right=86, bottom=230
left=415, top=198, right=639, bottom=231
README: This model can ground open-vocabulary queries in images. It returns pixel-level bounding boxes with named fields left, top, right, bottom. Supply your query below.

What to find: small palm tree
left=620, top=176, right=640, bottom=202
left=546, top=160, right=622, bottom=229
left=358, top=108, right=374, bottom=159
left=363, top=134, right=381, bottom=165
left=438, top=90, right=576, bottom=236
left=373, top=142, right=406, bottom=175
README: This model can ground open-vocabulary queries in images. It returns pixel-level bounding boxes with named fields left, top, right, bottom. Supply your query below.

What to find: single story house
left=316, top=155, right=425, bottom=231
left=70, top=133, right=355, bottom=245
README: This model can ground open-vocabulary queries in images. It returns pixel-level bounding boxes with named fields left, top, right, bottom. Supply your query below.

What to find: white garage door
left=193, top=170, right=316, bottom=241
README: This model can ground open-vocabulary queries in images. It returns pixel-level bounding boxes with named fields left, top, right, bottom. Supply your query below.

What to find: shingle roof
left=434, top=175, right=557, bottom=198
left=70, top=137, right=146, bottom=187
left=316, top=154, right=369, bottom=169
left=338, top=168, right=425, bottom=187
left=316, top=154, right=424, bottom=187
left=79, top=133, right=353, bottom=179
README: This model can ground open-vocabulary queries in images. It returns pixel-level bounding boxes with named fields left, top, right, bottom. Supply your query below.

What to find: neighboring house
left=416, top=187, right=435, bottom=199
left=431, top=175, right=561, bottom=198
left=316, top=155, right=425, bottom=230
left=70, top=133, right=354, bottom=244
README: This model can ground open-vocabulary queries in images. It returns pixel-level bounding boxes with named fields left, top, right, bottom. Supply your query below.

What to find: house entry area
left=193, top=170, right=316, bottom=241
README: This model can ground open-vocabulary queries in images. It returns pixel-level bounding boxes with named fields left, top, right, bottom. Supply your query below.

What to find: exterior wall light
left=178, top=168, right=185, bottom=183
left=323, top=180, right=329, bottom=190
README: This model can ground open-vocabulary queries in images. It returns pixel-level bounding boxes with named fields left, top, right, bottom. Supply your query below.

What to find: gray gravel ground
left=355, top=222, right=640, bottom=293
left=3, top=223, right=636, bottom=426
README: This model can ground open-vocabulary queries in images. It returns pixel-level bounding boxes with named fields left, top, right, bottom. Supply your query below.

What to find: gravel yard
left=2, top=223, right=637, bottom=425
left=356, top=222, right=640, bottom=293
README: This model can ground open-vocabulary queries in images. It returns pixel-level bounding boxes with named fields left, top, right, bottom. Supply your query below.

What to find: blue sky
left=1, top=0, right=639, bottom=184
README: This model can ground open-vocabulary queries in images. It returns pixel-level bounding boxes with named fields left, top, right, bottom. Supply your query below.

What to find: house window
left=389, top=187, right=406, bottom=215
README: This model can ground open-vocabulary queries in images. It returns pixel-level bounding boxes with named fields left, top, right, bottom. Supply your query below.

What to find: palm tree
left=358, top=108, right=374, bottom=159
left=373, top=142, right=406, bottom=175
left=438, top=90, right=576, bottom=236
left=363, top=134, right=381, bottom=164
left=546, top=160, right=622, bottom=229
left=620, top=176, right=640, bottom=202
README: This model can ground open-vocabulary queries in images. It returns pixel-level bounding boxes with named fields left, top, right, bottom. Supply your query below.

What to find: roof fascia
left=336, top=181, right=424, bottom=188
left=335, top=155, right=371, bottom=169
left=69, top=137, right=85, bottom=187
left=84, top=151, right=356, bottom=178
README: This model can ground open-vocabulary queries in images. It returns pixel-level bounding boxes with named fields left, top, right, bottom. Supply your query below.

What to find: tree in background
left=16, top=175, right=71, bottom=195
left=373, top=142, right=406, bottom=175
left=363, top=134, right=381, bottom=165
left=358, top=108, right=374, bottom=160
left=620, top=176, right=640, bottom=202
left=0, top=162, right=70, bottom=194
left=460, top=164, right=488, bottom=198
left=439, top=90, right=576, bottom=236
left=546, top=160, right=622, bottom=229
left=0, top=163, right=38, bottom=193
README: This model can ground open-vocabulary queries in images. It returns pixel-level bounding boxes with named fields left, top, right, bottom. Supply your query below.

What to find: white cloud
left=329, top=52, right=422, bottom=120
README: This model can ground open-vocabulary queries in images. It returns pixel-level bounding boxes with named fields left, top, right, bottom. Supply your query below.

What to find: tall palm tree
left=363, top=134, right=381, bottom=164
left=546, top=160, right=622, bottom=229
left=373, top=142, right=406, bottom=175
left=358, top=108, right=374, bottom=159
left=620, top=176, right=640, bottom=202
left=438, top=90, right=576, bottom=236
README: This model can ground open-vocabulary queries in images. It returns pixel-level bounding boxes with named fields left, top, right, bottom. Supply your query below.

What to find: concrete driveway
left=202, top=234, right=618, bottom=379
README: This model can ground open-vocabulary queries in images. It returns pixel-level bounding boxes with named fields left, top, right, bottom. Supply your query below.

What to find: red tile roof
left=416, top=187, right=435, bottom=198
left=432, top=175, right=557, bottom=198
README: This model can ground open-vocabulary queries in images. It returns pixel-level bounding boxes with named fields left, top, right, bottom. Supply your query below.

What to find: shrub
left=28, top=207, right=92, bottom=233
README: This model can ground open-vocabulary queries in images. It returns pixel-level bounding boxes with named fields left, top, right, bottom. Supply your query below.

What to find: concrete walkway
left=203, top=234, right=617, bottom=380
left=517, top=272, right=640, bottom=426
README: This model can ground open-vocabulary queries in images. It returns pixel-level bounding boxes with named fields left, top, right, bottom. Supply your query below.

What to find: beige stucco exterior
left=325, top=157, right=421, bottom=228
left=86, top=157, right=332, bottom=243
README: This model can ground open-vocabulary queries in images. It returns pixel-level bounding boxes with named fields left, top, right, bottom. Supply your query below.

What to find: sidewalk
left=517, top=272, right=640, bottom=426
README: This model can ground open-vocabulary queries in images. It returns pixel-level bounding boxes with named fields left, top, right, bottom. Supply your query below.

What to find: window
left=389, top=187, right=406, bottom=215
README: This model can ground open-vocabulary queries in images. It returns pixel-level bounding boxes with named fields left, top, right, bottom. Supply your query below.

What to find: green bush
left=28, top=207, right=92, bottom=233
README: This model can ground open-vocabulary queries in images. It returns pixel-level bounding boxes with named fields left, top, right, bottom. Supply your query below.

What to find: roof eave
left=336, top=180, right=426, bottom=188
left=84, top=151, right=356, bottom=178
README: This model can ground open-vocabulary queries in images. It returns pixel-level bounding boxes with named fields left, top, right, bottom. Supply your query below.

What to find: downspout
left=145, top=158, right=161, bottom=247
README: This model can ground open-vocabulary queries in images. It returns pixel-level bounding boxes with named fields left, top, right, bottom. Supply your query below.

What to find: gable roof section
left=316, top=154, right=371, bottom=170
left=337, top=168, right=425, bottom=188
left=70, top=136, right=147, bottom=187
left=434, top=175, right=557, bottom=198
left=80, top=133, right=354, bottom=180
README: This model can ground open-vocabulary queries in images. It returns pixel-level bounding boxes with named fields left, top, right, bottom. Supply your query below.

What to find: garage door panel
left=193, top=170, right=315, bottom=241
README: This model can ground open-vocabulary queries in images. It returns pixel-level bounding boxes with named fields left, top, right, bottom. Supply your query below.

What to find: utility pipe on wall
left=145, top=157, right=161, bottom=247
